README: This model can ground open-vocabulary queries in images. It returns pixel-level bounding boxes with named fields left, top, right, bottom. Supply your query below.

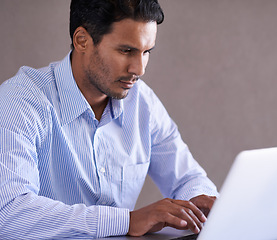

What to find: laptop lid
left=197, top=147, right=277, bottom=240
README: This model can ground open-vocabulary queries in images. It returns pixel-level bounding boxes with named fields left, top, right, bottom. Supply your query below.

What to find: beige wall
left=1, top=0, right=277, bottom=209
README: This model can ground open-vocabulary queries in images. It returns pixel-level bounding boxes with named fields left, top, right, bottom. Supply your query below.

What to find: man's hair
left=69, top=0, right=164, bottom=48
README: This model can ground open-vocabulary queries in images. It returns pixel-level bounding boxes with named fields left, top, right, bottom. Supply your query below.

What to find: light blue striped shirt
left=0, top=52, right=217, bottom=239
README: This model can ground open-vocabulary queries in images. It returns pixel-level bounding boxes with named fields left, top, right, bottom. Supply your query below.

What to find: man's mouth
left=118, top=77, right=139, bottom=89
left=119, top=80, right=135, bottom=89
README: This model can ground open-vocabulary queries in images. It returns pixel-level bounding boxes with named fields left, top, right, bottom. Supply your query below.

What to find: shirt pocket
left=122, top=162, right=150, bottom=210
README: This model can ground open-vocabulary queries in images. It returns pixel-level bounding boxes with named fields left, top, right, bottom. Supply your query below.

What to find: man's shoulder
left=9, top=62, right=58, bottom=89
left=135, top=79, right=152, bottom=92
left=131, top=80, right=156, bottom=100
left=122, top=79, right=165, bottom=119
left=132, top=79, right=161, bottom=106
left=0, top=62, right=63, bottom=121
left=0, top=58, right=64, bottom=101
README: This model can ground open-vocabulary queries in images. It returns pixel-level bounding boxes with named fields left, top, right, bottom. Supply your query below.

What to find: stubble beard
left=85, top=50, right=134, bottom=100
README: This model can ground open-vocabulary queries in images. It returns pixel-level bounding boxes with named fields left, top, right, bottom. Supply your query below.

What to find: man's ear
left=72, top=26, right=92, bottom=52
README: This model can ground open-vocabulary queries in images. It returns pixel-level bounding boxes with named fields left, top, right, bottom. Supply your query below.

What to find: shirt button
left=99, top=167, right=106, bottom=173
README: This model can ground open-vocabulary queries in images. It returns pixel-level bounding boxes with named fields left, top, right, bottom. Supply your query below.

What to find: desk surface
left=97, top=228, right=193, bottom=240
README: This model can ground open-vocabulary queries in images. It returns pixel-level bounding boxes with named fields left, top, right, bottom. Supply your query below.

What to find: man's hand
left=127, top=198, right=207, bottom=237
left=190, top=194, right=217, bottom=217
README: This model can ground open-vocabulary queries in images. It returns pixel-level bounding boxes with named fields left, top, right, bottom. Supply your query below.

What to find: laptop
left=171, top=147, right=277, bottom=240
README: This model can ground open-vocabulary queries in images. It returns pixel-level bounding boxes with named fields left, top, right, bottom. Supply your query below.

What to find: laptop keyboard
left=170, top=233, right=199, bottom=240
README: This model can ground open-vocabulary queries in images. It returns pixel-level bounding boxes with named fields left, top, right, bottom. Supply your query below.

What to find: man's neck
left=90, top=97, right=109, bottom=121
left=70, top=50, right=109, bottom=121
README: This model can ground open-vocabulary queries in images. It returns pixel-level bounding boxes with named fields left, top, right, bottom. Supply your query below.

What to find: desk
left=97, top=228, right=193, bottom=239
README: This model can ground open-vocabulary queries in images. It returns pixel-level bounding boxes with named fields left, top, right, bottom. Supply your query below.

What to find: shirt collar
left=110, top=98, right=124, bottom=127
left=54, top=52, right=124, bottom=126
left=54, top=52, right=90, bottom=126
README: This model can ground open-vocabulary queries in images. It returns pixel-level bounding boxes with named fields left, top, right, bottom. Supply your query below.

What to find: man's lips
left=119, top=80, right=135, bottom=89
left=118, top=77, right=139, bottom=89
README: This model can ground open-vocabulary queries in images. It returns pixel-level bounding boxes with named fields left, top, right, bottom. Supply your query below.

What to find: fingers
left=128, top=198, right=208, bottom=237
left=172, top=199, right=207, bottom=222
left=167, top=199, right=206, bottom=233
left=190, top=195, right=217, bottom=217
left=190, top=195, right=217, bottom=209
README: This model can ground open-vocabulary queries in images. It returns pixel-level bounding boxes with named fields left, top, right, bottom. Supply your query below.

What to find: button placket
left=93, top=128, right=112, bottom=206
left=99, top=167, right=106, bottom=174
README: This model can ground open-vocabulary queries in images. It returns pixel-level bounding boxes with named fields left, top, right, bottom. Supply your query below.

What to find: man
left=0, top=0, right=218, bottom=239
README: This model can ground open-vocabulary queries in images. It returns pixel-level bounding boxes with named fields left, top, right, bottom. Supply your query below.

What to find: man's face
left=83, top=18, right=157, bottom=99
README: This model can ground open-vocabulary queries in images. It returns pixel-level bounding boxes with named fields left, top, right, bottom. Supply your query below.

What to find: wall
left=1, top=0, right=277, bottom=210
left=0, top=0, right=71, bottom=81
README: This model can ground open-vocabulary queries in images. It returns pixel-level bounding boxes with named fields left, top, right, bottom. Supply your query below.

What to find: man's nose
left=127, top=55, right=148, bottom=77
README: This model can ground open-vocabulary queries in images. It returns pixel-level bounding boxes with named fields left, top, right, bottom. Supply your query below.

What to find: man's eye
left=120, top=49, right=132, bottom=54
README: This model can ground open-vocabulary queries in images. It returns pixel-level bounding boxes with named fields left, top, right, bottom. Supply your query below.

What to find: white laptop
left=172, top=147, right=277, bottom=240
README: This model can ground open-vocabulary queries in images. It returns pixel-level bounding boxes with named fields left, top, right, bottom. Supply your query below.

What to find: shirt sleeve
left=147, top=88, right=218, bottom=200
left=0, top=83, right=129, bottom=239
left=0, top=191, right=129, bottom=239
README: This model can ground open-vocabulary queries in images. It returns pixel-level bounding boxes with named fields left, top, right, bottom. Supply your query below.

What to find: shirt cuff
left=177, top=177, right=219, bottom=201
left=96, top=205, right=130, bottom=238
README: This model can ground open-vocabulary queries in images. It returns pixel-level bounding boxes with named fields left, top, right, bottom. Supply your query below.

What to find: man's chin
left=109, top=90, right=129, bottom=100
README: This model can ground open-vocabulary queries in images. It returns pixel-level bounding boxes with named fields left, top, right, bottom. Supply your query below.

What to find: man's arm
left=145, top=86, right=218, bottom=200
left=0, top=130, right=130, bottom=239
left=0, top=191, right=129, bottom=239
left=0, top=85, right=129, bottom=239
left=126, top=84, right=218, bottom=236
